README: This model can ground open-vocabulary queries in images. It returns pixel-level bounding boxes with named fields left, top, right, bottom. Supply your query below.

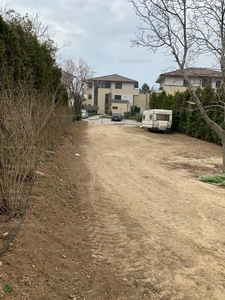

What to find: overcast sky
left=2, top=0, right=211, bottom=88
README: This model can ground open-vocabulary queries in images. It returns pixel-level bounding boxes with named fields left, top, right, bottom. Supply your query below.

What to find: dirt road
left=81, top=122, right=225, bottom=299
left=2, top=121, right=225, bottom=299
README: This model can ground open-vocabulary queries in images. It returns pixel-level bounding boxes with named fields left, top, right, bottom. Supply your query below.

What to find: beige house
left=134, top=93, right=149, bottom=110
left=155, top=68, right=223, bottom=95
left=85, top=74, right=140, bottom=115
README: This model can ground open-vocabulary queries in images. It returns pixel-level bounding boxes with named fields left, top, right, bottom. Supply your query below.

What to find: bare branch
left=61, top=59, right=95, bottom=120
left=128, top=0, right=225, bottom=171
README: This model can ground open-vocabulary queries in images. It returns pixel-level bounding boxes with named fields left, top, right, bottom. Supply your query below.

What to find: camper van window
left=156, top=114, right=169, bottom=121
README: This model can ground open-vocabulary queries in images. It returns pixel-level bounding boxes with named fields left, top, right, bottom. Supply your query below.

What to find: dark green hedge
left=0, top=12, right=68, bottom=105
left=149, top=85, right=224, bottom=145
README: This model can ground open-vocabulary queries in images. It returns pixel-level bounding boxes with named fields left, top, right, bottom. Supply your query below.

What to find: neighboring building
left=155, top=68, right=223, bottom=95
left=134, top=93, right=149, bottom=114
left=85, top=74, right=139, bottom=115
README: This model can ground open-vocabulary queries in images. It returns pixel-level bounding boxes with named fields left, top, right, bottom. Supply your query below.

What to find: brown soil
left=1, top=121, right=225, bottom=299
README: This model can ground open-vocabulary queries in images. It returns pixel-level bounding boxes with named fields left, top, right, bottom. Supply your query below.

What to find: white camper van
left=141, top=109, right=173, bottom=133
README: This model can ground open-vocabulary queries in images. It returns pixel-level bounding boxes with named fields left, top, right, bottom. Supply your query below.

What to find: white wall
left=111, top=82, right=134, bottom=89
left=122, top=82, right=135, bottom=90
left=165, top=77, right=183, bottom=86
left=161, top=75, right=221, bottom=90
left=189, top=78, right=201, bottom=87
left=163, top=77, right=201, bottom=87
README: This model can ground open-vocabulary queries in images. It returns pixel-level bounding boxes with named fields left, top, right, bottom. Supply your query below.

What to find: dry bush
left=41, top=106, right=74, bottom=151
left=0, top=80, right=73, bottom=217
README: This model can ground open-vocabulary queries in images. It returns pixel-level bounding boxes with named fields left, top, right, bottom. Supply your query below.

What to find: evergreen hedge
left=150, top=85, right=224, bottom=145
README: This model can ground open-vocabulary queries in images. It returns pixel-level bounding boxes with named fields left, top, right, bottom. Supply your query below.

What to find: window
left=112, top=106, right=118, bottom=109
left=202, top=79, right=212, bottom=87
left=156, top=114, right=169, bottom=121
left=88, top=94, right=92, bottom=99
left=216, top=80, right=221, bottom=88
left=115, top=82, right=122, bottom=89
left=115, top=95, right=121, bottom=100
left=102, top=82, right=111, bottom=88
left=143, top=114, right=152, bottom=120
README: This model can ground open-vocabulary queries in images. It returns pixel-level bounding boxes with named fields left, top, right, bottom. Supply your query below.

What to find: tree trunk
left=73, top=95, right=82, bottom=121
left=187, top=86, right=225, bottom=172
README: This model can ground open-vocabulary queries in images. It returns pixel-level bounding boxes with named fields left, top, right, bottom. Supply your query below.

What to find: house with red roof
left=155, top=68, right=223, bottom=95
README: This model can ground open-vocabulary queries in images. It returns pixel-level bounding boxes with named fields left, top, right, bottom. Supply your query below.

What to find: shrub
left=135, top=113, right=142, bottom=122
left=0, top=78, right=73, bottom=217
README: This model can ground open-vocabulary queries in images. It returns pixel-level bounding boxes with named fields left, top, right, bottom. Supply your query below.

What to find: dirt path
left=82, top=123, right=225, bottom=300
left=1, top=121, right=225, bottom=299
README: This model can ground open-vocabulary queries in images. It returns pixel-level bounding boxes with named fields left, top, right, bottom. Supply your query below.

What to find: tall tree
left=61, top=59, right=95, bottom=120
left=128, top=0, right=225, bottom=172
left=140, top=83, right=150, bottom=109
left=0, top=10, right=64, bottom=100
left=140, top=83, right=150, bottom=93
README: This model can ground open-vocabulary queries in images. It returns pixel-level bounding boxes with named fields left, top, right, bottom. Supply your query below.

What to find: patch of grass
left=4, top=284, right=14, bottom=292
left=55, top=174, right=63, bottom=181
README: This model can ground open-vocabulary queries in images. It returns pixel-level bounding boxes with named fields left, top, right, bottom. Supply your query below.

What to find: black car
left=111, top=113, right=122, bottom=122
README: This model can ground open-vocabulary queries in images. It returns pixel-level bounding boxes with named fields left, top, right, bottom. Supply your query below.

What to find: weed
left=4, top=284, right=14, bottom=292
left=56, top=174, right=62, bottom=181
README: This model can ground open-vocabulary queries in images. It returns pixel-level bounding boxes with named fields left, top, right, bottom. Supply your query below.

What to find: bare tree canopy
left=61, top=58, right=95, bottom=120
left=128, top=0, right=225, bottom=171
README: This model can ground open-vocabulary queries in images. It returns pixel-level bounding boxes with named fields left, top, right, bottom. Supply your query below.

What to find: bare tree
left=61, top=59, right=95, bottom=120
left=128, top=0, right=225, bottom=172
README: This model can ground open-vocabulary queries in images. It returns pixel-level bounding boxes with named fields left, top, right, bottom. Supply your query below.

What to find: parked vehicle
left=111, top=113, right=122, bottom=122
left=82, top=109, right=88, bottom=119
left=141, top=109, right=172, bottom=133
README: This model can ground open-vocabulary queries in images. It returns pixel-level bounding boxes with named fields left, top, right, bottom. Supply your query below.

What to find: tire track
left=81, top=123, right=225, bottom=299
